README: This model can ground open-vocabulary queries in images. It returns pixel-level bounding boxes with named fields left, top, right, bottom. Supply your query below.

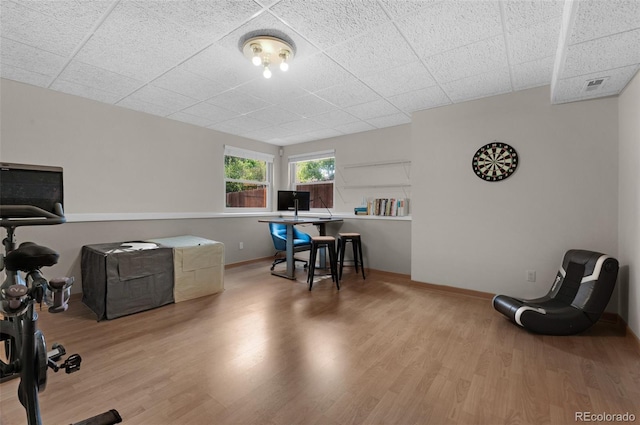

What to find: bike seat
left=4, top=242, right=59, bottom=272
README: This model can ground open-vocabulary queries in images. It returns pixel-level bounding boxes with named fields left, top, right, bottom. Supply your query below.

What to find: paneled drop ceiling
left=1, top=0, right=639, bottom=146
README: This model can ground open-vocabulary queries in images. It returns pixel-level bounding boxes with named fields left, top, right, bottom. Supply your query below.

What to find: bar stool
left=307, top=236, right=339, bottom=291
left=337, top=232, right=366, bottom=280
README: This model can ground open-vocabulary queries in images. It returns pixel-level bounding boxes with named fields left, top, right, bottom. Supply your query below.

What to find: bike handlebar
left=0, top=204, right=66, bottom=228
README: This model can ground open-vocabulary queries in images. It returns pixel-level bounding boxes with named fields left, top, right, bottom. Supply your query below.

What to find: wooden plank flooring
left=1, top=261, right=639, bottom=424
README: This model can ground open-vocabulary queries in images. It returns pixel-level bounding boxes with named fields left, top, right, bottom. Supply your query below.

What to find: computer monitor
left=0, top=162, right=64, bottom=217
left=277, top=190, right=310, bottom=219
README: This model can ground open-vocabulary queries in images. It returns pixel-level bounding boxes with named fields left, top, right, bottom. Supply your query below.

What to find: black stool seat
left=4, top=242, right=59, bottom=272
left=307, top=236, right=339, bottom=291
left=337, top=233, right=365, bottom=280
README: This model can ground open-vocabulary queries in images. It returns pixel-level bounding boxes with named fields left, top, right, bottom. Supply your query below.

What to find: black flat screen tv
left=0, top=162, right=64, bottom=217
left=277, top=190, right=310, bottom=216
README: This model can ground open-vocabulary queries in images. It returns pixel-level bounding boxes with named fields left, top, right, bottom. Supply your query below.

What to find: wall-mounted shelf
left=342, top=159, right=411, bottom=169
left=340, top=159, right=411, bottom=190
left=343, top=184, right=411, bottom=189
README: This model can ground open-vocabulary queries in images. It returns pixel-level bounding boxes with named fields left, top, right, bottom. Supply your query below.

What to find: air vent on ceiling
left=582, top=77, right=609, bottom=93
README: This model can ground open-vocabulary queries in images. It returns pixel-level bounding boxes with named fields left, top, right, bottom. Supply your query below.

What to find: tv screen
left=277, top=190, right=310, bottom=212
left=0, top=163, right=64, bottom=216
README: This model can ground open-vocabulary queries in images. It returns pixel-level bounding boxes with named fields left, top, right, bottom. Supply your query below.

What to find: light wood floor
left=1, top=261, right=639, bottom=425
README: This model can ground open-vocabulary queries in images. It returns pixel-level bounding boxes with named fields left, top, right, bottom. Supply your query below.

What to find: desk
left=259, top=217, right=343, bottom=280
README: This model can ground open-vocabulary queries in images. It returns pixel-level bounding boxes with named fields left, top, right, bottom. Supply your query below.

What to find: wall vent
left=582, top=77, right=609, bottom=93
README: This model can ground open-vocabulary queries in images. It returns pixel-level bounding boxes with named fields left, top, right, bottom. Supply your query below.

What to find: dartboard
left=472, top=142, right=518, bottom=182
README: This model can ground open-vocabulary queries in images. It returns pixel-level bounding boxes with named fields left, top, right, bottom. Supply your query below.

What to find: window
left=224, top=146, right=273, bottom=210
left=288, top=150, right=335, bottom=209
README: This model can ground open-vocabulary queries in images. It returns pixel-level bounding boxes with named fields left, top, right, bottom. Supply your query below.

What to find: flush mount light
left=242, top=35, right=295, bottom=79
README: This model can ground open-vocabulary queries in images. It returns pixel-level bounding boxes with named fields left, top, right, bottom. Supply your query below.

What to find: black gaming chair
left=493, top=250, right=618, bottom=335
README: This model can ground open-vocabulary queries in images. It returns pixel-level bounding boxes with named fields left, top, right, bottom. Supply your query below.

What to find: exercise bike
left=1, top=203, right=122, bottom=425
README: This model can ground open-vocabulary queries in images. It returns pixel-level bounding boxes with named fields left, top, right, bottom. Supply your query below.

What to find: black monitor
left=277, top=190, right=310, bottom=218
left=0, top=162, right=64, bottom=217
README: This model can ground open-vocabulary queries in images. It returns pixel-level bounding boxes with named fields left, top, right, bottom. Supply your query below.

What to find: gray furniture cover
left=81, top=242, right=174, bottom=320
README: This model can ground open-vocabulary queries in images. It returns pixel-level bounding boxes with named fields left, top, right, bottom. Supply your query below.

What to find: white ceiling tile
left=554, top=64, right=640, bottom=104
left=10, top=0, right=114, bottom=31
left=310, top=110, right=359, bottom=127
left=236, top=77, right=308, bottom=104
left=278, top=94, right=335, bottom=117
left=270, top=0, right=390, bottom=50
left=74, top=1, right=205, bottom=81
left=242, top=125, right=300, bottom=143
left=396, top=1, right=502, bottom=59
left=360, top=61, right=437, bottom=98
left=315, top=78, right=380, bottom=108
left=181, top=43, right=258, bottom=89
left=442, top=67, right=512, bottom=103
left=326, top=23, right=418, bottom=76
left=378, top=0, right=442, bottom=20
left=0, top=37, right=66, bottom=78
left=181, top=102, right=239, bottom=123
left=504, top=0, right=564, bottom=31
left=246, top=105, right=302, bottom=125
left=511, top=56, right=554, bottom=91
left=296, top=128, right=344, bottom=142
left=207, top=89, right=272, bottom=114
left=366, top=113, right=411, bottom=129
left=507, top=18, right=562, bottom=65
left=50, top=79, right=122, bottom=104
left=425, top=36, right=508, bottom=83
left=0, top=1, right=92, bottom=56
left=345, top=99, right=400, bottom=120
left=563, top=29, right=640, bottom=78
left=151, top=67, right=227, bottom=101
left=57, top=60, right=143, bottom=98
left=289, top=53, right=353, bottom=93
left=2, top=0, right=637, bottom=145
left=125, top=85, right=199, bottom=113
left=0, top=63, right=51, bottom=87
left=333, top=121, right=376, bottom=135
left=214, top=115, right=272, bottom=133
left=570, top=0, right=640, bottom=44
left=116, top=97, right=177, bottom=117
left=167, top=112, right=215, bottom=128
left=138, top=0, right=263, bottom=41
left=388, top=85, right=451, bottom=113
left=279, top=118, right=326, bottom=134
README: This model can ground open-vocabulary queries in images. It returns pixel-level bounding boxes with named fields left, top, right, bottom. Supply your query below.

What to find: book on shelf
left=364, top=198, right=409, bottom=216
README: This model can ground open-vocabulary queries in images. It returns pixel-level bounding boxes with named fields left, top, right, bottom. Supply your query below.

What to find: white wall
left=280, top=127, right=413, bottom=274
left=0, top=79, right=412, bottom=288
left=1, top=79, right=280, bottom=214
left=618, top=71, right=640, bottom=338
left=281, top=125, right=412, bottom=212
left=411, top=86, right=619, bottom=304
left=0, top=79, right=282, bottom=292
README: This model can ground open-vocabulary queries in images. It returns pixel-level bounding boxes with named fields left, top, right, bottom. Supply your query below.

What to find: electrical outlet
left=239, top=242, right=244, bottom=250
left=526, top=270, right=536, bottom=282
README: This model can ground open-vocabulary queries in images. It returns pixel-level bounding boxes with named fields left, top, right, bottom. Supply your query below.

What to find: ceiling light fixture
left=242, top=35, right=295, bottom=79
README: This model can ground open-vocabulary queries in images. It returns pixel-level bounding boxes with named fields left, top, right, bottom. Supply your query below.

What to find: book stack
left=365, top=198, right=410, bottom=216
left=354, top=206, right=368, bottom=215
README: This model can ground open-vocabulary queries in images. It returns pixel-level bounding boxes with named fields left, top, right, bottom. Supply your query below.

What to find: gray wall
left=618, top=71, right=640, bottom=338
left=411, top=86, right=619, bottom=305
left=279, top=125, right=413, bottom=274
left=0, top=79, right=280, bottom=214
left=2, top=77, right=634, bottom=331
left=0, top=79, right=412, bottom=295
left=281, top=125, right=413, bottom=213
left=13, top=217, right=275, bottom=293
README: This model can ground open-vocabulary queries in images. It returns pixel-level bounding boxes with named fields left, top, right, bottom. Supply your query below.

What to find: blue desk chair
left=268, top=222, right=312, bottom=271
